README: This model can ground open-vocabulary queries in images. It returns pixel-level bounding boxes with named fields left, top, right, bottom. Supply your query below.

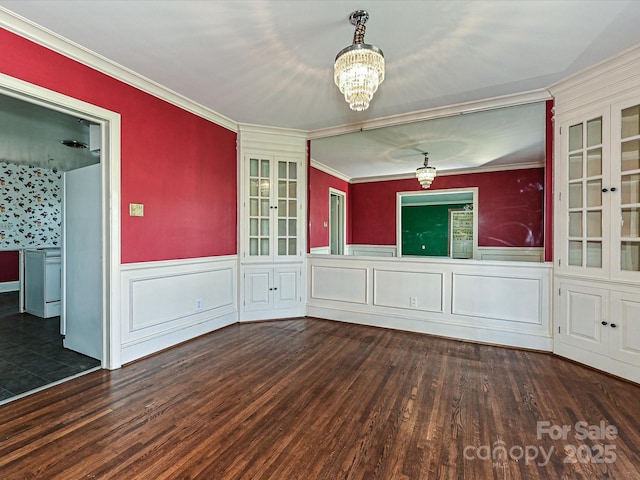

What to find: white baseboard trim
left=307, top=306, right=553, bottom=351
left=0, top=281, right=19, bottom=293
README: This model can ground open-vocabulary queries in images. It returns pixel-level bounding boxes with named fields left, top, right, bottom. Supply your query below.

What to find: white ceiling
left=1, top=1, right=640, bottom=178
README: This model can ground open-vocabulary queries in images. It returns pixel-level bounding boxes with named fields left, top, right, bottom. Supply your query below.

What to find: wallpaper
left=0, top=161, right=62, bottom=249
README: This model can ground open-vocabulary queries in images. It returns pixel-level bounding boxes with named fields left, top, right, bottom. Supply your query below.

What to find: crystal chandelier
left=416, top=152, right=437, bottom=189
left=334, top=10, right=385, bottom=111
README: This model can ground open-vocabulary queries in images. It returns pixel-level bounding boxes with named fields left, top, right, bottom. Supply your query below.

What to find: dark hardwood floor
left=0, top=318, right=638, bottom=479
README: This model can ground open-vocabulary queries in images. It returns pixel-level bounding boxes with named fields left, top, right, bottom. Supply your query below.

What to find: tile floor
left=0, top=291, right=101, bottom=402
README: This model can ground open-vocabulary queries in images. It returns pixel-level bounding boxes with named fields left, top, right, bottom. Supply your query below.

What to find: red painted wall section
left=351, top=168, right=545, bottom=247
left=545, top=99, right=554, bottom=262
left=0, top=250, right=19, bottom=282
left=0, top=28, right=237, bottom=263
left=309, top=167, right=351, bottom=249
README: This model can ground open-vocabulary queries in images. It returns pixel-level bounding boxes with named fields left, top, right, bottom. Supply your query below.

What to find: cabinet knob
left=269, top=287, right=273, bottom=291
left=610, top=323, right=617, bottom=328
left=602, top=188, right=608, bottom=193
left=274, top=287, right=278, bottom=290
left=610, top=187, right=617, bottom=192
left=601, top=321, right=608, bottom=326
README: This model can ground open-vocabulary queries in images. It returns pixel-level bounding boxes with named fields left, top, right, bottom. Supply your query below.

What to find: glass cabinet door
left=246, top=155, right=301, bottom=261
left=247, top=156, right=271, bottom=258
left=276, top=159, right=299, bottom=258
left=619, top=103, right=640, bottom=272
left=566, top=116, right=606, bottom=271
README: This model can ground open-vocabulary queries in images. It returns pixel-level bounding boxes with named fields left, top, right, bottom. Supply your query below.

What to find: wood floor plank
left=1, top=318, right=639, bottom=479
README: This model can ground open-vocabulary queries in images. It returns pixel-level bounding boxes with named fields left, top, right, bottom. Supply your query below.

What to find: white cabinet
left=243, top=266, right=302, bottom=314
left=556, top=280, right=640, bottom=383
left=238, top=125, right=306, bottom=322
left=556, top=97, right=640, bottom=281
left=552, top=52, right=640, bottom=382
left=24, top=248, right=61, bottom=318
left=242, top=154, right=303, bottom=262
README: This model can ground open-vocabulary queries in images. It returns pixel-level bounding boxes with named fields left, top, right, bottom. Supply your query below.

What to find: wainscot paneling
left=120, top=256, right=237, bottom=364
left=451, top=273, right=541, bottom=324
left=307, top=255, right=552, bottom=350
left=310, top=264, right=368, bottom=304
left=373, top=269, right=444, bottom=313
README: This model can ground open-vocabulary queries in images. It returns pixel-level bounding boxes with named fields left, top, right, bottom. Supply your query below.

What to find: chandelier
left=334, top=10, right=385, bottom=111
left=416, top=152, right=437, bottom=189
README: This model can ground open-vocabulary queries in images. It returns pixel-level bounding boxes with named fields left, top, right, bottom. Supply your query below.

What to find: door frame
left=329, top=188, right=346, bottom=255
left=0, top=72, right=122, bottom=369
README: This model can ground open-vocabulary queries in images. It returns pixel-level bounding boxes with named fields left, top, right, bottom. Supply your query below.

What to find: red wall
left=308, top=167, right=351, bottom=249
left=0, top=28, right=237, bottom=263
left=0, top=251, right=19, bottom=282
left=351, top=168, right=545, bottom=247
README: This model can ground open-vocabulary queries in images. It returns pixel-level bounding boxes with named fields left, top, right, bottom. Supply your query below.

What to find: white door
left=558, top=282, right=608, bottom=353
left=62, top=163, right=102, bottom=360
left=244, top=268, right=273, bottom=312
left=274, top=267, right=300, bottom=309
left=610, top=290, right=640, bottom=365
left=329, top=190, right=345, bottom=255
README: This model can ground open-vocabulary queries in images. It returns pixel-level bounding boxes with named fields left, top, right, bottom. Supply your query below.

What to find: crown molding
left=350, top=161, right=545, bottom=184
left=309, top=159, right=352, bottom=183
left=547, top=42, right=640, bottom=97
left=237, top=123, right=308, bottom=138
left=307, top=89, right=552, bottom=140
left=0, top=7, right=238, bottom=132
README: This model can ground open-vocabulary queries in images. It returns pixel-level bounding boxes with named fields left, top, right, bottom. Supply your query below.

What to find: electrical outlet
left=195, top=298, right=203, bottom=311
left=410, top=296, right=418, bottom=307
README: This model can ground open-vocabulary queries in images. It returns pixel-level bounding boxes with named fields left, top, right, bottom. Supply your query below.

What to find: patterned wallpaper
left=0, top=161, right=62, bottom=249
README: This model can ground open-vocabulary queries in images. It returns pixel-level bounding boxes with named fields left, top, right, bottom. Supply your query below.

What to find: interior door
left=62, top=162, right=102, bottom=360
left=329, top=190, right=345, bottom=255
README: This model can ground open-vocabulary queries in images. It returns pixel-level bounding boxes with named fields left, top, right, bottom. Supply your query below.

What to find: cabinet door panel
left=244, top=270, right=272, bottom=312
left=610, top=291, right=640, bottom=366
left=274, top=268, right=300, bottom=310
left=559, top=283, right=608, bottom=352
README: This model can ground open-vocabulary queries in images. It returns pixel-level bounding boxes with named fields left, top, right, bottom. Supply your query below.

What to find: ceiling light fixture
left=334, top=10, right=385, bottom=112
left=416, top=152, right=437, bottom=189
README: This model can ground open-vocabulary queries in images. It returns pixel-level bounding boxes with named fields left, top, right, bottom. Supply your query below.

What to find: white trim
left=307, top=89, right=551, bottom=140
left=548, top=43, right=640, bottom=99
left=477, top=247, right=544, bottom=263
left=347, top=245, right=397, bottom=257
left=0, top=72, right=122, bottom=370
left=310, top=159, right=351, bottom=183
left=310, top=246, right=331, bottom=255
left=0, top=281, right=19, bottom=293
left=0, top=7, right=237, bottom=132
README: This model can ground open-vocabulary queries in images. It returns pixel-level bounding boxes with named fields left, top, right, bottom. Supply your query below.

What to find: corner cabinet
left=238, top=126, right=307, bottom=321
left=553, top=71, right=640, bottom=383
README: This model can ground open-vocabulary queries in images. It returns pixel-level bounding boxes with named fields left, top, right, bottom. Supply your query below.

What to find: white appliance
left=24, top=248, right=61, bottom=318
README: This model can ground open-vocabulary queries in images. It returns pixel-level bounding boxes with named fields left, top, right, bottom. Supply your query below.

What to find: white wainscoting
left=477, top=247, right=544, bottom=262
left=307, top=255, right=552, bottom=350
left=347, top=245, right=397, bottom=257
left=119, top=255, right=237, bottom=364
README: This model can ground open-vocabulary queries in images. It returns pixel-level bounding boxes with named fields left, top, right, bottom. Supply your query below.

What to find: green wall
left=401, top=204, right=463, bottom=256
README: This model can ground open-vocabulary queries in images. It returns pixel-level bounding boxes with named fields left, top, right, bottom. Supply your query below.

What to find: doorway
left=0, top=74, right=121, bottom=402
left=329, top=188, right=346, bottom=255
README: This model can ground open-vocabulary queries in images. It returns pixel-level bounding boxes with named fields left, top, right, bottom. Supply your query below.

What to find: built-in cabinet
left=552, top=49, right=640, bottom=383
left=238, top=125, right=306, bottom=321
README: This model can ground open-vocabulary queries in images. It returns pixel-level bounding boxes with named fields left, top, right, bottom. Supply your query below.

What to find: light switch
left=129, top=203, right=144, bottom=217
